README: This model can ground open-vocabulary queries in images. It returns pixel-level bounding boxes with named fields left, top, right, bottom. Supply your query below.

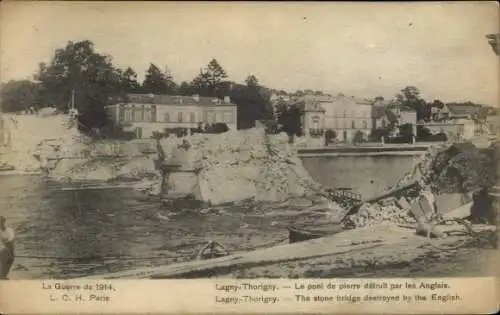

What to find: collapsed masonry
left=343, top=141, right=497, bottom=228
left=157, top=128, right=325, bottom=205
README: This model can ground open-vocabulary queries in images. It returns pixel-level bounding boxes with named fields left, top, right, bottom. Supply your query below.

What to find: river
left=1, top=153, right=491, bottom=279
left=1, top=174, right=304, bottom=279
left=301, top=155, right=419, bottom=198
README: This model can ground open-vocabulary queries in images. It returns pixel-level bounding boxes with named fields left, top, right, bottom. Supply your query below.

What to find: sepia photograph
left=0, top=1, right=498, bottom=284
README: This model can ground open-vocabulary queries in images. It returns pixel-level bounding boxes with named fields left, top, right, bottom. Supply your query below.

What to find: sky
left=1, top=1, right=498, bottom=105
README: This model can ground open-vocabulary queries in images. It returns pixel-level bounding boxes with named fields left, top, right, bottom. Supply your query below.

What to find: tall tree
left=431, top=99, right=445, bottom=109
left=142, top=63, right=176, bottom=94
left=0, top=80, right=40, bottom=112
left=177, top=81, right=193, bottom=96
left=294, top=90, right=305, bottom=97
left=396, top=86, right=430, bottom=121
left=35, top=40, right=121, bottom=131
left=191, top=59, right=229, bottom=97
left=276, top=104, right=303, bottom=142
left=118, top=67, right=140, bottom=94
left=231, top=75, right=273, bottom=129
left=190, top=69, right=211, bottom=96
left=245, top=74, right=259, bottom=88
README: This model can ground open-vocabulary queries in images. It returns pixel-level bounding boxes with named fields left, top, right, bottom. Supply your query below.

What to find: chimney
left=224, top=96, right=231, bottom=103
left=192, top=94, right=200, bottom=102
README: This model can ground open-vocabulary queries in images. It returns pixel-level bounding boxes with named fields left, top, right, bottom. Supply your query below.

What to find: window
left=141, top=105, right=146, bottom=121
left=133, top=105, right=143, bottom=122
left=145, top=107, right=152, bottom=122
left=382, top=119, right=386, bottom=128
left=351, top=120, right=355, bottom=129
left=343, top=110, right=347, bottom=117
left=224, top=111, right=233, bottom=124
left=151, top=105, right=157, bottom=122
left=118, top=105, right=125, bottom=121
left=124, top=107, right=132, bottom=122
left=178, top=112, right=183, bottom=122
left=190, top=112, right=195, bottom=123
left=131, top=105, right=136, bottom=121
left=205, top=111, right=216, bottom=123
left=363, top=120, right=368, bottom=129
left=164, top=113, right=170, bottom=122
left=311, top=116, right=320, bottom=129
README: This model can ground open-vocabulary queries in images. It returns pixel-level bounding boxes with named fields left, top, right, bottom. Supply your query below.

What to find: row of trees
left=1, top=40, right=490, bottom=139
left=393, top=85, right=492, bottom=122
left=1, top=40, right=273, bottom=133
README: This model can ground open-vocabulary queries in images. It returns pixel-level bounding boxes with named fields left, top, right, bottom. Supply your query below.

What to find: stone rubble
left=343, top=140, right=496, bottom=229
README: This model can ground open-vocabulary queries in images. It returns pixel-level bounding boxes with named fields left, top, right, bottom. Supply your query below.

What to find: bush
left=164, top=128, right=188, bottom=138
left=370, top=128, right=390, bottom=142
left=417, top=131, right=447, bottom=142
left=325, top=129, right=337, bottom=145
left=100, top=125, right=136, bottom=140
left=399, top=123, right=414, bottom=142
left=352, top=130, right=365, bottom=144
left=263, top=120, right=279, bottom=135
left=213, top=123, right=229, bottom=133
left=309, top=128, right=324, bottom=138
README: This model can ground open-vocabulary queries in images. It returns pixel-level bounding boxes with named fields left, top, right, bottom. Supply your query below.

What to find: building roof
left=446, top=104, right=481, bottom=116
left=109, top=93, right=235, bottom=106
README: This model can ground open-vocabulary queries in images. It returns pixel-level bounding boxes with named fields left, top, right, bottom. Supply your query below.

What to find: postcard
left=0, top=1, right=498, bottom=314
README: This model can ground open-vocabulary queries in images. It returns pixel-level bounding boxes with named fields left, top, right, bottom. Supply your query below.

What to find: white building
left=322, top=95, right=373, bottom=142
left=105, top=94, right=237, bottom=139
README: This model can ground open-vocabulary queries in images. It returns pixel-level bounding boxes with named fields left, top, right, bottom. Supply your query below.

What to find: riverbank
left=79, top=221, right=497, bottom=279
left=298, top=143, right=431, bottom=157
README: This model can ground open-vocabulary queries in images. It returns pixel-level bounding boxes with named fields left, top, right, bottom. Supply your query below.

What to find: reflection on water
left=301, top=155, right=419, bottom=198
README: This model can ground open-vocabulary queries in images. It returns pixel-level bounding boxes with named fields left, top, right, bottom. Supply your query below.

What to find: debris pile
left=175, top=128, right=324, bottom=204
left=1, top=113, right=82, bottom=172
left=343, top=141, right=497, bottom=229
left=343, top=197, right=417, bottom=229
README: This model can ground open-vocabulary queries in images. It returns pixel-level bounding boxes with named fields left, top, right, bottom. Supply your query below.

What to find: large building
left=287, top=94, right=373, bottom=142
left=105, top=93, right=237, bottom=138
left=321, top=94, right=373, bottom=142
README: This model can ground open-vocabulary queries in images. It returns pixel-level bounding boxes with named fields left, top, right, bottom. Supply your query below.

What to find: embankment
left=45, top=127, right=326, bottom=205
left=0, top=113, right=82, bottom=172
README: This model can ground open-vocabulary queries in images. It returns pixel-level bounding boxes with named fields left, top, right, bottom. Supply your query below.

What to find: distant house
left=319, top=94, right=373, bottom=142
left=300, top=98, right=326, bottom=138
left=372, top=100, right=393, bottom=130
left=105, top=93, right=237, bottom=139
left=424, top=120, right=475, bottom=140
left=372, top=99, right=417, bottom=136
left=438, top=103, right=481, bottom=120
